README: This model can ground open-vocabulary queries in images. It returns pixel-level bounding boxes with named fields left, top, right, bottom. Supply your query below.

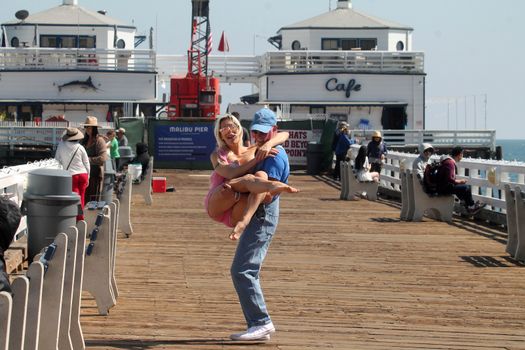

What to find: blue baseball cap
left=250, top=108, right=277, bottom=133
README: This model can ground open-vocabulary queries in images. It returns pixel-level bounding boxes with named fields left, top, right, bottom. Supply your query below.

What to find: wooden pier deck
left=80, top=170, right=525, bottom=349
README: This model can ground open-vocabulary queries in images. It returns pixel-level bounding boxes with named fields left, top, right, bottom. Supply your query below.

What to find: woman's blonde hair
left=214, top=113, right=243, bottom=149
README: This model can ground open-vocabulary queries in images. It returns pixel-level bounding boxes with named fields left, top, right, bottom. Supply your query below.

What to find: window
left=322, top=39, right=339, bottom=50
left=116, top=39, right=126, bottom=49
left=341, top=39, right=358, bottom=50
left=10, top=37, right=19, bottom=47
left=291, top=40, right=301, bottom=50
left=322, top=37, right=377, bottom=51
left=396, top=41, right=405, bottom=51
left=40, top=35, right=96, bottom=48
left=310, top=106, right=326, bottom=114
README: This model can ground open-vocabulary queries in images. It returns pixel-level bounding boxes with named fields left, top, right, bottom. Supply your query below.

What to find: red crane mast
left=168, top=0, right=220, bottom=119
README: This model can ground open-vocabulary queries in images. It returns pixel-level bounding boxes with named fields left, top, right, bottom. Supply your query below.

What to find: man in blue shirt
left=230, top=108, right=289, bottom=341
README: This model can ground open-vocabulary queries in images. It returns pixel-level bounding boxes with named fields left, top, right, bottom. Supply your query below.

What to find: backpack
left=423, top=161, right=441, bottom=194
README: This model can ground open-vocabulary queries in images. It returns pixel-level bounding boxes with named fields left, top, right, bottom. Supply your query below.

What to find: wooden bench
left=504, top=184, right=525, bottom=261
left=340, top=161, right=379, bottom=201
left=83, top=201, right=119, bottom=315
left=132, top=156, right=154, bottom=205
left=406, top=169, right=455, bottom=222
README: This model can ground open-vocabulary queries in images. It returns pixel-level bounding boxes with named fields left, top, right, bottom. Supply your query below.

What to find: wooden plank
left=79, top=170, right=525, bottom=349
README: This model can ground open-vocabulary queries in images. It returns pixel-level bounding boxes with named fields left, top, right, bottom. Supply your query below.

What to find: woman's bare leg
left=207, top=184, right=240, bottom=218
left=228, top=174, right=298, bottom=197
left=229, top=191, right=265, bottom=240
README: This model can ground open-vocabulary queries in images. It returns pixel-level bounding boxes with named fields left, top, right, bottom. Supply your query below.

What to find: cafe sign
left=325, top=77, right=362, bottom=98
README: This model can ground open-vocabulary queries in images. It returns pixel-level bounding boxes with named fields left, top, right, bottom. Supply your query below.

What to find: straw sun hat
left=82, top=116, right=99, bottom=127
left=372, top=130, right=382, bottom=138
left=62, top=127, right=84, bottom=141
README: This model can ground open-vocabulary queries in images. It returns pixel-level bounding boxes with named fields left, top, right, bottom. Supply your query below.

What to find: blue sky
left=2, top=0, right=523, bottom=138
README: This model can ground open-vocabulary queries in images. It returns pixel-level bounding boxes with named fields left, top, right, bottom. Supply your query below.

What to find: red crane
left=167, top=0, right=220, bottom=119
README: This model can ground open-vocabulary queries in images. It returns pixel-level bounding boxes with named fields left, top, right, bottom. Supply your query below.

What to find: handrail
left=0, top=47, right=156, bottom=72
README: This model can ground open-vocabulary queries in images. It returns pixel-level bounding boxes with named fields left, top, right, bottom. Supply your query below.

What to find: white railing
left=156, top=51, right=423, bottom=81
left=262, top=50, right=425, bottom=74
left=0, top=122, right=115, bottom=148
left=156, top=54, right=261, bottom=81
left=381, top=150, right=525, bottom=214
left=0, top=47, right=156, bottom=72
left=352, top=129, right=497, bottom=152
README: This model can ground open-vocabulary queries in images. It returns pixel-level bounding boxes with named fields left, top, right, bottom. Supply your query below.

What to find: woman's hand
left=255, top=146, right=279, bottom=162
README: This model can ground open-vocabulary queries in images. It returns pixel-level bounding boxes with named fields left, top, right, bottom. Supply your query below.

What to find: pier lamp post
left=252, top=34, right=266, bottom=55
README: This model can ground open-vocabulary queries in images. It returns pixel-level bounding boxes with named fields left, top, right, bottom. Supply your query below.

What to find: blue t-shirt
left=335, top=134, right=355, bottom=156
left=255, top=145, right=290, bottom=186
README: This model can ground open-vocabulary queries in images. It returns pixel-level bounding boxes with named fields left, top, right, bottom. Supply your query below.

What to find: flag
left=207, top=30, right=213, bottom=54
left=218, top=31, right=229, bottom=52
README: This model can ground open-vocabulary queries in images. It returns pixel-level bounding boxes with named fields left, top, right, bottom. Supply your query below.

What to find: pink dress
left=204, top=148, right=239, bottom=227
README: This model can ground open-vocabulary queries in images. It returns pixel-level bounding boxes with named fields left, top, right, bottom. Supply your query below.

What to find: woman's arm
left=255, top=131, right=289, bottom=162
left=88, top=136, right=108, bottom=166
left=211, top=149, right=259, bottom=180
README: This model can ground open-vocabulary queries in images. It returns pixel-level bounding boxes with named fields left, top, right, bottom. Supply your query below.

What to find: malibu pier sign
left=325, top=77, right=362, bottom=98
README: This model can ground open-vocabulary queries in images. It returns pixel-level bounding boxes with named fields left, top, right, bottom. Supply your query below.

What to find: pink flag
left=218, top=31, right=229, bottom=52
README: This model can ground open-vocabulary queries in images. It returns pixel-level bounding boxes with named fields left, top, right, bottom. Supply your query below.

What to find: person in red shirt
left=437, top=146, right=486, bottom=214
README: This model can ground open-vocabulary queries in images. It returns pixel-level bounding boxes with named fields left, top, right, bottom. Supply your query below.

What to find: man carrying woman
left=205, top=113, right=297, bottom=240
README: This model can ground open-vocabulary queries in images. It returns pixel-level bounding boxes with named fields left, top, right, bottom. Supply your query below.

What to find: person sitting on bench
left=354, top=145, right=380, bottom=183
left=0, top=197, right=22, bottom=294
left=413, top=143, right=434, bottom=184
left=436, top=146, right=486, bottom=214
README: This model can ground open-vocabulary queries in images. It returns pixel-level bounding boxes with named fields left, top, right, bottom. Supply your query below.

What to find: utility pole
left=484, top=94, right=488, bottom=129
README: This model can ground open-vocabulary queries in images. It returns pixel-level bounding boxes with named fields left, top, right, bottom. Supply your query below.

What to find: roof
left=3, top=4, right=132, bottom=27
left=278, top=6, right=412, bottom=32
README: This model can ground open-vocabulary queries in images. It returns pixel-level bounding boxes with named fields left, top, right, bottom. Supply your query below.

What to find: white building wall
left=388, top=31, right=412, bottom=51
left=4, top=25, right=134, bottom=49
left=43, top=104, right=108, bottom=123
left=0, top=70, right=155, bottom=101
left=281, top=28, right=400, bottom=51
left=261, top=73, right=424, bottom=129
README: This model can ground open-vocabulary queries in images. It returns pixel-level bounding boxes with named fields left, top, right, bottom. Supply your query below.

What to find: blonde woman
left=205, top=114, right=298, bottom=240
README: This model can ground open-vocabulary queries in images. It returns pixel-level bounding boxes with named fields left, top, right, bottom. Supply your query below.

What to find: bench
left=132, top=156, right=154, bottom=205
left=404, top=169, right=455, bottom=222
left=0, top=291, right=12, bottom=349
left=504, top=185, right=525, bottom=261
left=83, top=201, right=119, bottom=315
left=340, top=161, right=379, bottom=201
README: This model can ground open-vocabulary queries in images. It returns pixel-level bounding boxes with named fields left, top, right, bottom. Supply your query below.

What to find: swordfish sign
left=57, top=76, right=100, bottom=92
left=325, top=77, right=362, bottom=98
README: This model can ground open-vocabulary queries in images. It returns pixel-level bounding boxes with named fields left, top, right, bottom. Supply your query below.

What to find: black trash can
left=24, top=168, right=80, bottom=261
left=102, top=159, right=116, bottom=204
left=306, top=142, right=324, bottom=175
left=118, top=146, right=135, bottom=170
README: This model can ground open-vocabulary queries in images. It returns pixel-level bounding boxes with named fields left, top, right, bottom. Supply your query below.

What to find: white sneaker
left=230, top=322, right=275, bottom=341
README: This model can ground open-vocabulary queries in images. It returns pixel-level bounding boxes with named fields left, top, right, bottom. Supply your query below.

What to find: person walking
left=106, top=129, right=120, bottom=171
left=229, top=108, right=290, bottom=341
left=333, top=125, right=355, bottom=180
left=55, top=127, right=90, bottom=220
left=81, top=116, right=108, bottom=202
left=331, top=121, right=349, bottom=179
left=367, top=130, right=388, bottom=173
left=116, top=127, right=128, bottom=147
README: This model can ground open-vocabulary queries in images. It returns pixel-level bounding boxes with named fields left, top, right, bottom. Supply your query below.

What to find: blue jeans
left=230, top=199, right=279, bottom=328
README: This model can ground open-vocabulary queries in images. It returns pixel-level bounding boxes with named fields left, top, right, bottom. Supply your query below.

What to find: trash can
left=24, top=168, right=80, bottom=261
left=102, top=159, right=116, bottom=204
left=118, top=146, right=135, bottom=170
left=306, top=142, right=324, bottom=175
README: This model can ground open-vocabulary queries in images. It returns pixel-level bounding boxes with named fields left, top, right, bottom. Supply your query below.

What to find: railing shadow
left=85, top=338, right=273, bottom=348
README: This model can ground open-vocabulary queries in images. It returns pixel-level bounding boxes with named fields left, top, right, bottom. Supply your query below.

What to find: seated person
left=437, top=146, right=486, bottom=214
left=131, top=142, right=150, bottom=182
left=354, top=145, right=380, bottom=183
left=413, top=143, right=434, bottom=184
left=0, top=197, right=22, bottom=294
